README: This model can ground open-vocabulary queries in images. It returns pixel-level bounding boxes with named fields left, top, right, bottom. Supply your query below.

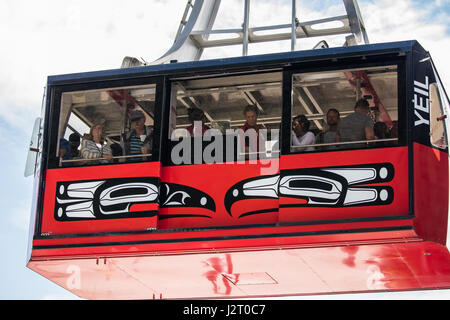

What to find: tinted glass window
left=167, top=72, right=282, bottom=165
left=56, top=84, right=157, bottom=166
left=290, top=65, right=399, bottom=152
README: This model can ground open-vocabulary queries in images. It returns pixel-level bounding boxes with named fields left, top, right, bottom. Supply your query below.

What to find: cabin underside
left=28, top=237, right=450, bottom=299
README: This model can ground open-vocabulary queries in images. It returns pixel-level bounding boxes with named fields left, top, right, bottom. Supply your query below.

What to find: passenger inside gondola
left=68, top=133, right=81, bottom=158
left=374, top=121, right=397, bottom=147
left=337, top=99, right=375, bottom=148
left=316, top=108, right=340, bottom=150
left=186, top=107, right=210, bottom=137
left=291, top=115, right=315, bottom=152
left=241, top=105, right=266, bottom=158
left=59, top=138, right=72, bottom=167
left=122, top=109, right=153, bottom=158
left=80, top=121, right=113, bottom=164
left=374, top=121, right=390, bottom=139
left=110, top=143, right=123, bottom=163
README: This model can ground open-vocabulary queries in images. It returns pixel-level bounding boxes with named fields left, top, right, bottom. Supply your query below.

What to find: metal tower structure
left=121, top=0, right=369, bottom=68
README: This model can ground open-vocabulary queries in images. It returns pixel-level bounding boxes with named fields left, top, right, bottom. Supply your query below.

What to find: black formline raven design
left=158, top=182, right=216, bottom=220
left=54, top=178, right=217, bottom=221
left=224, top=163, right=395, bottom=217
left=224, top=174, right=280, bottom=217
left=55, top=177, right=160, bottom=221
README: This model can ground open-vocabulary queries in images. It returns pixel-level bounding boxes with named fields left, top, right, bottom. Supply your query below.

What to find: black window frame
left=45, top=76, right=165, bottom=169
left=280, top=55, right=408, bottom=156
left=161, top=69, right=285, bottom=166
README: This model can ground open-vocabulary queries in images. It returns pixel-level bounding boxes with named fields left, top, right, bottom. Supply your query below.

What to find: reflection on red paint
left=203, top=254, right=238, bottom=295
left=366, top=264, right=386, bottom=290
left=341, top=246, right=359, bottom=268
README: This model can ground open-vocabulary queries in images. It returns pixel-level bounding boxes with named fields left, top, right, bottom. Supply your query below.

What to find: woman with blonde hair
left=80, top=120, right=113, bottom=163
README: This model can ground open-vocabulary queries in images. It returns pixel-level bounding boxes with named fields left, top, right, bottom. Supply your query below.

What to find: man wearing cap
left=123, top=109, right=153, bottom=157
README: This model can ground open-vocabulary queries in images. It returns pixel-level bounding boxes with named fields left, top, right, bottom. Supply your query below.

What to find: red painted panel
left=159, top=159, right=279, bottom=229
left=41, top=162, right=161, bottom=235
left=279, top=147, right=409, bottom=222
left=27, top=241, right=450, bottom=299
left=413, top=143, right=449, bottom=244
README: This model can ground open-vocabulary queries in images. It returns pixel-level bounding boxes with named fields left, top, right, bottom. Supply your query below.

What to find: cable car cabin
left=27, top=40, right=450, bottom=299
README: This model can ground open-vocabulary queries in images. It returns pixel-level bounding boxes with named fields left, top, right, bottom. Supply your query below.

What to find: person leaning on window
left=80, top=121, right=113, bottom=163
left=122, top=110, right=153, bottom=157
left=291, top=115, right=315, bottom=152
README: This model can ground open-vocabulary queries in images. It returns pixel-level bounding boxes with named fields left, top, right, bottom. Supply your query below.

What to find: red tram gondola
left=25, top=40, right=450, bottom=299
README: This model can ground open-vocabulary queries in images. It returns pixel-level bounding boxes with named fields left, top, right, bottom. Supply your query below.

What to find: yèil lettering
left=414, top=76, right=430, bottom=127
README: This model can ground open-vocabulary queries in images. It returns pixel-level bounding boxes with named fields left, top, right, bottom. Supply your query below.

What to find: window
left=290, top=66, right=399, bottom=152
left=56, top=83, right=157, bottom=167
left=167, top=72, right=282, bottom=165
left=429, top=82, right=448, bottom=149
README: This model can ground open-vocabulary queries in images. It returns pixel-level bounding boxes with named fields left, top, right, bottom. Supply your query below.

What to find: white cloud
left=200, top=0, right=449, bottom=93
left=0, top=0, right=448, bottom=129
left=0, top=0, right=447, bottom=136
left=0, top=0, right=181, bottom=130
left=360, top=0, right=450, bottom=88
left=9, top=199, right=32, bottom=232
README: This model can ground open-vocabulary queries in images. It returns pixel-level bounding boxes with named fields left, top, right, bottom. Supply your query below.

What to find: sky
left=0, top=0, right=449, bottom=300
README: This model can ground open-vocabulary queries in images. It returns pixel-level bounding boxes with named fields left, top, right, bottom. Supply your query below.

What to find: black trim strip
left=159, top=214, right=212, bottom=220
left=238, top=208, right=279, bottom=218
left=33, top=225, right=413, bottom=250
left=34, top=214, right=414, bottom=240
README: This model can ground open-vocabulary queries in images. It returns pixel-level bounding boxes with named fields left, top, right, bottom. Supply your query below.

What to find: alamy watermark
left=170, top=121, right=280, bottom=172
